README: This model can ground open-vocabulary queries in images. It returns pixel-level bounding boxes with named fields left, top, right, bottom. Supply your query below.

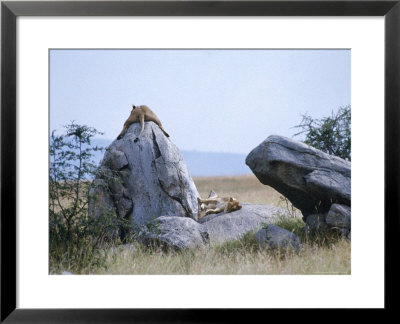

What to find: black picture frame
left=1, top=0, right=399, bottom=322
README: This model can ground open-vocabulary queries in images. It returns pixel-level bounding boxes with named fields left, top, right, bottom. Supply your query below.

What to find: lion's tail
left=160, top=126, right=170, bottom=137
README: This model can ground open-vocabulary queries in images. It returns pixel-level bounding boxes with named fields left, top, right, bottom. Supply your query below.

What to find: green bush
left=294, top=106, right=351, bottom=160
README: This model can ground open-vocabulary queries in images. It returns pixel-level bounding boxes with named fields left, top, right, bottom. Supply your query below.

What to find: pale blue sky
left=50, top=49, right=350, bottom=154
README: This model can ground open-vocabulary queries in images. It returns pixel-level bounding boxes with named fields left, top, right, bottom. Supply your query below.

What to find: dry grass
left=50, top=174, right=351, bottom=275
left=196, top=174, right=288, bottom=207
left=88, top=238, right=350, bottom=275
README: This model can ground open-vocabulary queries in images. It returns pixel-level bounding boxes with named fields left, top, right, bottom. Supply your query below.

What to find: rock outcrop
left=325, top=203, right=351, bottom=238
left=198, top=204, right=288, bottom=244
left=255, top=225, right=301, bottom=252
left=88, top=122, right=200, bottom=238
left=246, top=135, right=351, bottom=237
left=138, top=216, right=209, bottom=250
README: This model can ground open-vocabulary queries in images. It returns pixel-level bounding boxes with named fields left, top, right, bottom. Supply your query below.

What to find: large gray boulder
left=245, top=135, right=351, bottom=237
left=89, top=122, right=200, bottom=237
left=139, top=216, right=209, bottom=250
left=245, top=135, right=351, bottom=216
left=199, top=203, right=288, bottom=244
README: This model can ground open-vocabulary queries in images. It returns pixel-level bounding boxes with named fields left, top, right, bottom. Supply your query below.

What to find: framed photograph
left=1, top=0, right=398, bottom=321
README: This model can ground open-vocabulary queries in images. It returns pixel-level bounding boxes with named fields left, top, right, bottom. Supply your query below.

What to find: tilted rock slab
left=245, top=135, right=351, bottom=216
left=198, top=204, right=289, bottom=244
left=89, top=122, right=200, bottom=236
left=138, top=216, right=209, bottom=250
left=245, top=135, right=351, bottom=238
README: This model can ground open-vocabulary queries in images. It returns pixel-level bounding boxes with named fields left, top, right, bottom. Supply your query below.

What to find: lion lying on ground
left=197, top=190, right=242, bottom=219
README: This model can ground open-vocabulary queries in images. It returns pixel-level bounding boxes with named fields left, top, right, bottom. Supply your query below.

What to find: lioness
left=197, top=190, right=242, bottom=219
left=117, top=105, right=170, bottom=142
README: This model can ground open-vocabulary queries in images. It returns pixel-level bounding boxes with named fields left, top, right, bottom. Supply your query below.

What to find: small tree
left=294, top=106, right=351, bottom=161
left=49, top=122, right=128, bottom=272
left=49, top=122, right=106, bottom=240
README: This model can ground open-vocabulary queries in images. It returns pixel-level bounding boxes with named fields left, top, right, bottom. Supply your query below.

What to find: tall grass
left=69, top=235, right=350, bottom=275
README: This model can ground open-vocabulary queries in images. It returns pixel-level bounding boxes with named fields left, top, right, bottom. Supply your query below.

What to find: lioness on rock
left=117, top=105, right=170, bottom=142
left=197, top=191, right=242, bottom=219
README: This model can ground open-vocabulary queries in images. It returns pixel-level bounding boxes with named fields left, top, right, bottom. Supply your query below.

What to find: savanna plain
left=50, top=175, right=351, bottom=275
